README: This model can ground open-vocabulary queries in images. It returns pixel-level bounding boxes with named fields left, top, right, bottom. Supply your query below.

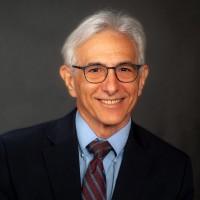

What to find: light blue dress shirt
left=75, top=111, right=131, bottom=200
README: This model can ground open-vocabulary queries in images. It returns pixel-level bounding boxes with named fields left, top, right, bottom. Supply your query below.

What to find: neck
left=78, top=112, right=130, bottom=139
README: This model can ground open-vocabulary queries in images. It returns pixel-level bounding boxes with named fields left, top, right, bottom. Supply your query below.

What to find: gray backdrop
left=0, top=0, right=199, bottom=199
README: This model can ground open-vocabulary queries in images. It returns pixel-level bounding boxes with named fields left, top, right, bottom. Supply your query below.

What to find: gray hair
left=61, top=10, right=146, bottom=65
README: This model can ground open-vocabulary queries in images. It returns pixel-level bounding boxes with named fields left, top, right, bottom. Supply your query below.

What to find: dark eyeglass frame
left=72, top=62, right=143, bottom=83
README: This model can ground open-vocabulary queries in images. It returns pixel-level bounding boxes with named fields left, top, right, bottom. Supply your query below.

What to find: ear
left=138, top=64, right=149, bottom=96
left=59, top=65, right=77, bottom=97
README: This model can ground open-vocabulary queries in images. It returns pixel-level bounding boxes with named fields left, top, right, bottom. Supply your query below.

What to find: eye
left=120, top=67, right=131, bottom=71
left=89, top=67, right=100, bottom=73
left=118, top=65, right=133, bottom=72
left=87, top=65, right=104, bottom=73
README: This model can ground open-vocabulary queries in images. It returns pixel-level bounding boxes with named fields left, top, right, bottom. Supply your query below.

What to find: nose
left=101, top=69, right=120, bottom=95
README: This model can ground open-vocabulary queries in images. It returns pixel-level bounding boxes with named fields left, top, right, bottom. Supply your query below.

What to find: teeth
left=101, top=99, right=121, bottom=105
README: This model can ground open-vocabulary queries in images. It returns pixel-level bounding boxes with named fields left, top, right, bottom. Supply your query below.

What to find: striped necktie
left=82, top=140, right=113, bottom=200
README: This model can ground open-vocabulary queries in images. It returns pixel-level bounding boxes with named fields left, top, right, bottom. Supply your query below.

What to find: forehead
left=75, top=30, right=138, bottom=65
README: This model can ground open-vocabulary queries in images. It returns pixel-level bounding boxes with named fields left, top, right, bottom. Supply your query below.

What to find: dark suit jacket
left=0, top=110, right=193, bottom=200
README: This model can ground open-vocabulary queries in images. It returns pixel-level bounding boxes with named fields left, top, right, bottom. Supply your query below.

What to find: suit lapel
left=112, top=123, right=153, bottom=200
left=43, top=110, right=81, bottom=199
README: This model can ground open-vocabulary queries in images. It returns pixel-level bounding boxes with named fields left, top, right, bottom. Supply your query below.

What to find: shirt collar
left=75, top=111, right=131, bottom=157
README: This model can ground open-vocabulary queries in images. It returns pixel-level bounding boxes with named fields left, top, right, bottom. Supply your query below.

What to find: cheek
left=73, top=75, right=87, bottom=97
left=126, top=84, right=140, bottom=105
left=75, top=81, right=97, bottom=103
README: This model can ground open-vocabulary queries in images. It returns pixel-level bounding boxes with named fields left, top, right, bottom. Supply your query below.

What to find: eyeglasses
left=72, top=62, right=143, bottom=83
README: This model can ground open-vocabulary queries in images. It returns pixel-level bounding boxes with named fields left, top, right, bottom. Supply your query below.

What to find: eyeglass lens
left=85, top=64, right=139, bottom=83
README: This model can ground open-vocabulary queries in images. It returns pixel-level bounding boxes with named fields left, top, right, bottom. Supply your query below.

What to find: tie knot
left=87, top=140, right=113, bottom=159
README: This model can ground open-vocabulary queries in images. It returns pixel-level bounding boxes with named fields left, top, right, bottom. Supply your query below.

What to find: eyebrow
left=86, top=61, right=135, bottom=67
left=86, top=62, right=103, bottom=66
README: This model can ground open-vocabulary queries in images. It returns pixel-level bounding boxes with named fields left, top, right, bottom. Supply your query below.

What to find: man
left=0, top=10, right=193, bottom=200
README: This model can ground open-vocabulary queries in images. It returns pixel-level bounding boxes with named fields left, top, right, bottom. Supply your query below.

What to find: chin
left=98, top=115, right=128, bottom=127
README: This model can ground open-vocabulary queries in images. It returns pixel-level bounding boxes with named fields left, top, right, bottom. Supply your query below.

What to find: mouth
left=98, top=98, right=124, bottom=105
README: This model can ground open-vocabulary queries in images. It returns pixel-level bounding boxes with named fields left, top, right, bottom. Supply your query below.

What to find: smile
left=99, top=99, right=123, bottom=105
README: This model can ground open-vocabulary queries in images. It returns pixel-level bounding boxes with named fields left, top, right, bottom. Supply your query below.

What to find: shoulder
left=131, top=122, right=191, bottom=163
left=0, top=109, right=76, bottom=150
left=1, top=118, right=57, bottom=146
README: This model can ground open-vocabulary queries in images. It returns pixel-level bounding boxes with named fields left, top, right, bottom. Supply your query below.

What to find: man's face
left=60, top=30, right=149, bottom=137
